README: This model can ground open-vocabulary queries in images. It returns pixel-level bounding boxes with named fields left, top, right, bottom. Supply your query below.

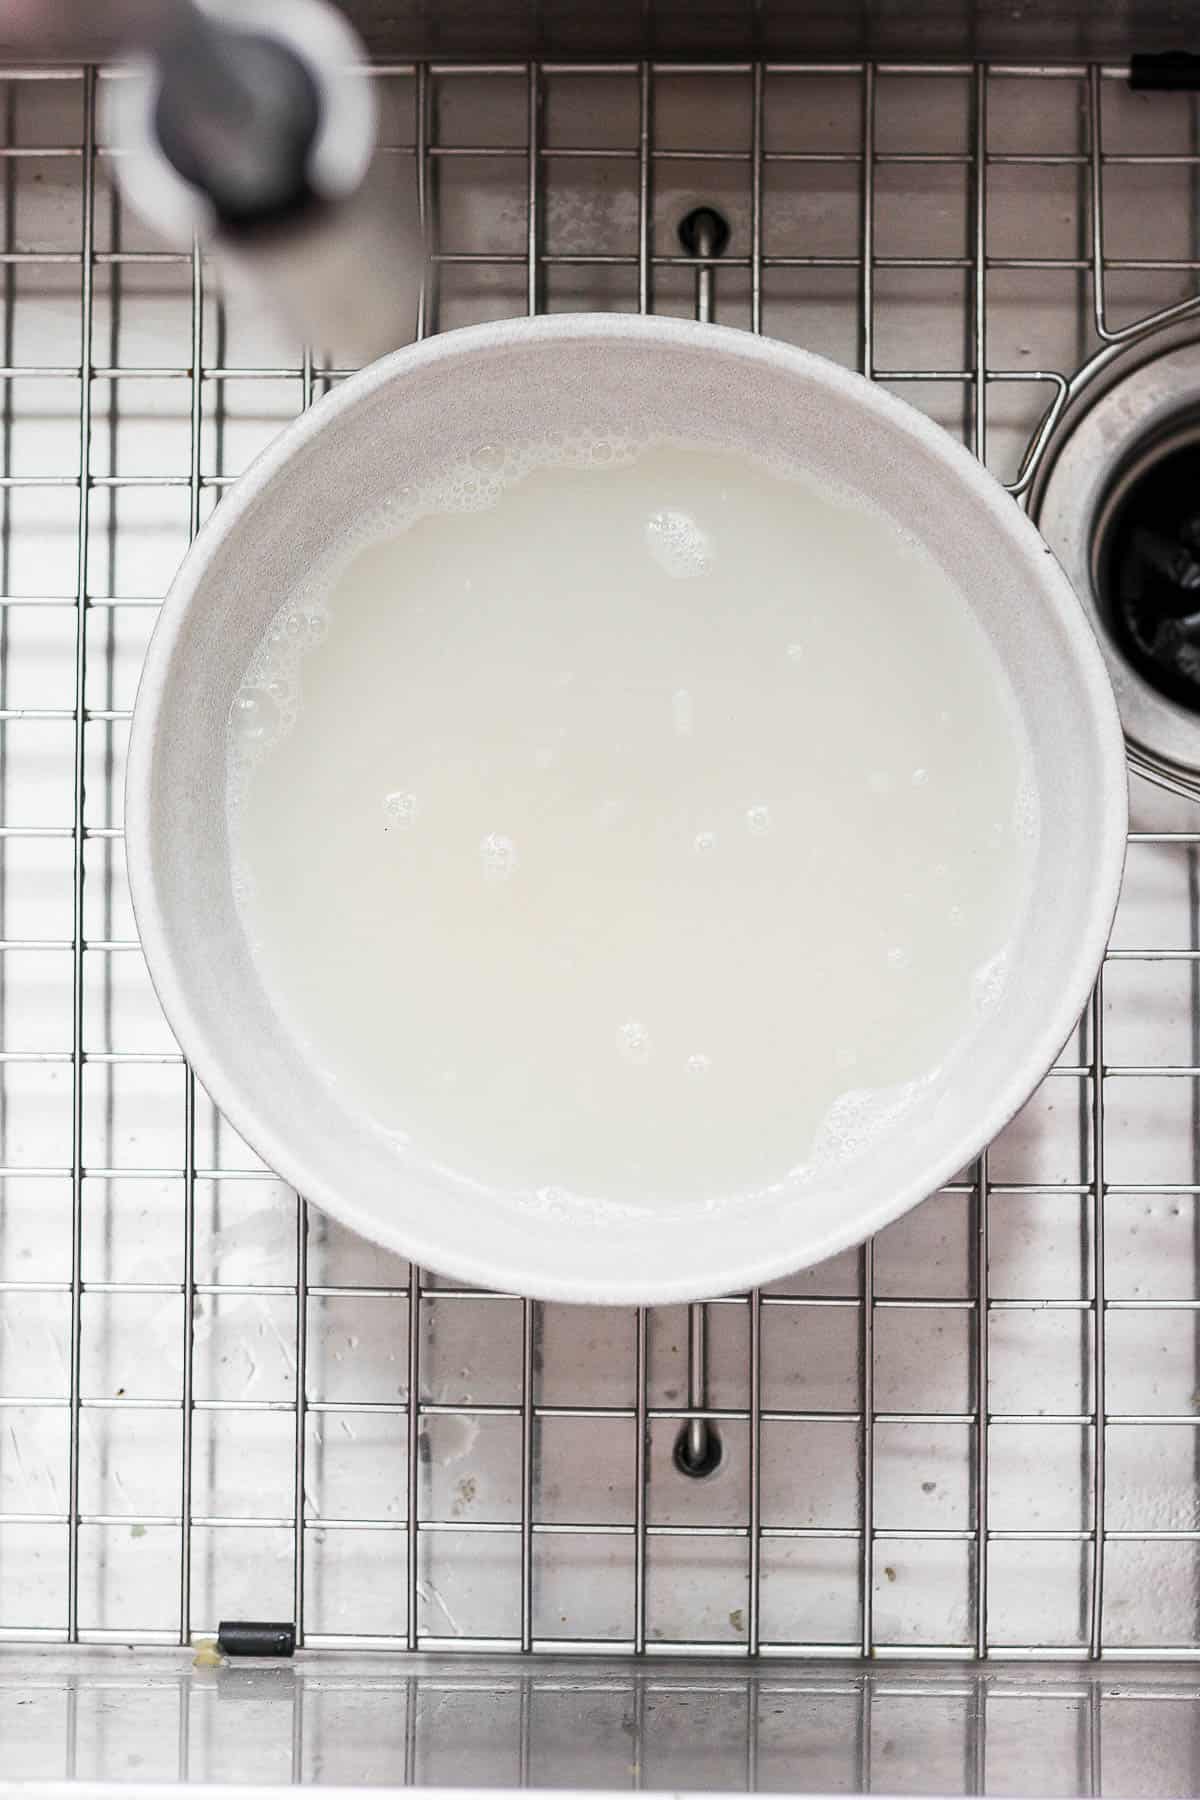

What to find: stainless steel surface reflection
left=1, top=1650, right=1200, bottom=1792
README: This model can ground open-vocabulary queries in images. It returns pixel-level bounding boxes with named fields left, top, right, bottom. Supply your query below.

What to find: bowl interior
left=126, top=315, right=1127, bottom=1303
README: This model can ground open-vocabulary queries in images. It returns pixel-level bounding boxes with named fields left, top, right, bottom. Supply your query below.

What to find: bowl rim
left=126, top=311, right=1129, bottom=1304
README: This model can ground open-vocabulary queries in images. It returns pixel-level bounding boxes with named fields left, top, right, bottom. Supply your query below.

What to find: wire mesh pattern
left=2, top=59, right=1200, bottom=1661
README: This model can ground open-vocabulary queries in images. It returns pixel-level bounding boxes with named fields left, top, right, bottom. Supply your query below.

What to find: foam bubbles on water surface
left=693, top=830, right=717, bottom=855
left=645, top=509, right=714, bottom=580
left=746, top=804, right=772, bottom=837
left=1012, top=776, right=1041, bottom=847
left=230, top=685, right=279, bottom=746
left=532, top=1184, right=571, bottom=1221
left=672, top=687, right=694, bottom=737
left=617, top=1020, right=651, bottom=1065
left=480, top=833, right=518, bottom=882
left=971, top=949, right=1009, bottom=1015
left=471, top=443, right=506, bottom=474
left=398, top=430, right=652, bottom=523
left=811, top=1069, right=939, bottom=1171
left=523, top=1183, right=650, bottom=1225
left=230, top=864, right=255, bottom=908
left=227, top=597, right=336, bottom=802
left=270, top=600, right=328, bottom=647
left=384, top=791, right=418, bottom=828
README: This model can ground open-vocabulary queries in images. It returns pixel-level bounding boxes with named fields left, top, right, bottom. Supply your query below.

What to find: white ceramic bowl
left=126, top=315, right=1127, bottom=1304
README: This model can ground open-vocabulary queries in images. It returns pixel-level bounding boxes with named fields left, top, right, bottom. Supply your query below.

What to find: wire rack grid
left=2, top=57, right=1200, bottom=1663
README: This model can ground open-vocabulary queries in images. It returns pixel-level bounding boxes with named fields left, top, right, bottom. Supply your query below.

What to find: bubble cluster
left=229, top=863, right=256, bottom=909
left=685, top=1053, right=712, bottom=1078
left=693, top=830, right=717, bottom=855
left=810, top=1070, right=937, bottom=1171
left=470, top=442, right=506, bottom=474
left=746, top=804, right=772, bottom=837
left=397, top=429, right=652, bottom=521
left=511, top=1184, right=650, bottom=1226
left=971, top=950, right=1009, bottom=1014
left=531, top=1184, right=571, bottom=1221
left=480, top=832, right=518, bottom=882
left=1012, top=776, right=1041, bottom=848
left=644, top=508, right=714, bottom=580
left=384, top=791, right=418, bottom=828
left=227, top=596, right=330, bottom=800
left=617, top=1019, right=651, bottom=1065
left=230, top=685, right=279, bottom=747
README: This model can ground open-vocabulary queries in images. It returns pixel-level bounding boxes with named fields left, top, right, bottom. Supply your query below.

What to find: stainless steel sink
left=4, top=26, right=1200, bottom=1794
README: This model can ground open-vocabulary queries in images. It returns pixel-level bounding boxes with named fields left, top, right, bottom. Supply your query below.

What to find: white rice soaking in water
left=227, top=440, right=1037, bottom=1215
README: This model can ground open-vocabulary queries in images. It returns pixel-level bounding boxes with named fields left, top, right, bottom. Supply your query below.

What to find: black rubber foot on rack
left=678, top=206, right=731, bottom=258
left=673, top=1421, right=724, bottom=1478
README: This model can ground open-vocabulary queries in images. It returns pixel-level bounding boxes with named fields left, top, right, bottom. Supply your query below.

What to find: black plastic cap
left=217, top=1619, right=297, bottom=1658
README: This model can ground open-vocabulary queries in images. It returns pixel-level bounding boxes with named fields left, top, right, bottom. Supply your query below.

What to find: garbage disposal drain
left=1092, top=421, right=1200, bottom=716
left=1031, top=331, right=1200, bottom=793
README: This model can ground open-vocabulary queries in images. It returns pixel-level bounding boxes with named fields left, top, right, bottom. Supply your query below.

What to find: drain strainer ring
left=1031, top=332, right=1200, bottom=797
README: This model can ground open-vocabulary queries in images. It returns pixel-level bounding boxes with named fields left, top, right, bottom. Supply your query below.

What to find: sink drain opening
left=1092, top=417, right=1200, bottom=716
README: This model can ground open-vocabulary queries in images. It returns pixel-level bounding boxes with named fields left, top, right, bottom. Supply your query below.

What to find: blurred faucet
left=105, top=0, right=421, bottom=363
